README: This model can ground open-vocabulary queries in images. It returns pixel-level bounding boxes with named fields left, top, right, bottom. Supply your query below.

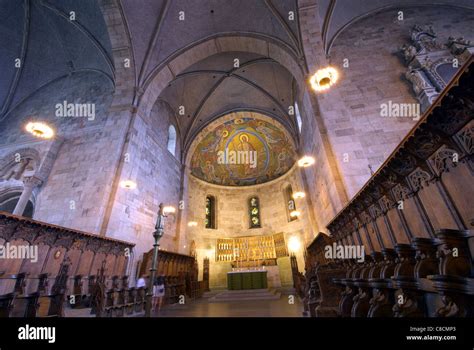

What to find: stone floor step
left=208, top=288, right=281, bottom=302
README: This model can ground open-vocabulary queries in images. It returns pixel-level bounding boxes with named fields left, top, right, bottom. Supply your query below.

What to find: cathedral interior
left=0, top=0, right=473, bottom=326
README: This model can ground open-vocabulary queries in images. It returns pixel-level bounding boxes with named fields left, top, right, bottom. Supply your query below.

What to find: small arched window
left=295, top=102, right=302, bottom=134
left=249, top=196, right=261, bottom=228
left=167, top=125, right=177, bottom=156
left=0, top=191, right=34, bottom=218
left=284, top=185, right=297, bottom=222
left=205, top=195, right=217, bottom=229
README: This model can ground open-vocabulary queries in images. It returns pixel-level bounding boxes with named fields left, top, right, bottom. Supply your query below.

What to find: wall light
left=206, top=247, right=214, bottom=259
left=297, top=156, right=315, bottom=167
left=25, top=121, right=55, bottom=139
left=188, top=221, right=198, bottom=227
left=120, top=180, right=137, bottom=189
left=293, top=192, right=306, bottom=199
left=163, top=206, right=176, bottom=215
left=290, top=210, right=301, bottom=218
left=288, top=236, right=301, bottom=253
left=309, top=67, right=339, bottom=92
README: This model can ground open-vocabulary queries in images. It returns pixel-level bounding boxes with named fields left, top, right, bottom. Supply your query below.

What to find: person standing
left=136, top=274, right=146, bottom=288
left=152, top=275, right=165, bottom=313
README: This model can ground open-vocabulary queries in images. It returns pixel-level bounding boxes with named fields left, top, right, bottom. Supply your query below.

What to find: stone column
left=13, top=176, right=42, bottom=216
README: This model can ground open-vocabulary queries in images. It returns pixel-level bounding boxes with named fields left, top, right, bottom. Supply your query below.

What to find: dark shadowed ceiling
left=121, top=0, right=303, bottom=87
left=0, top=0, right=114, bottom=121
left=118, top=0, right=304, bottom=152
left=158, top=51, right=298, bottom=151
left=2, top=0, right=473, bottom=154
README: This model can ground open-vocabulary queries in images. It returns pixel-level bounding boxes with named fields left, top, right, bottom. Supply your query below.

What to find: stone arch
left=326, top=4, right=474, bottom=55
left=138, top=35, right=307, bottom=122
left=185, top=110, right=297, bottom=168
left=184, top=106, right=298, bottom=154
left=97, top=0, right=137, bottom=105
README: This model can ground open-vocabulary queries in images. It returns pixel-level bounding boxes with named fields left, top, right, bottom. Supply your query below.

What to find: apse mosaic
left=190, top=117, right=296, bottom=186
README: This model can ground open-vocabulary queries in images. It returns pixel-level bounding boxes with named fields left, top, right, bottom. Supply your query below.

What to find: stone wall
left=298, top=3, right=474, bottom=232
left=297, top=0, right=349, bottom=235
left=0, top=72, right=118, bottom=234
left=103, top=100, right=183, bottom=265
left=324, top=6, right=474, bottom=198
left=185, top=165, right=313, bottom=289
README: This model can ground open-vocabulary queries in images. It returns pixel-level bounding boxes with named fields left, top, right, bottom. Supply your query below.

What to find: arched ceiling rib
left=157, top=52, right=298, bottom=152
left=0, top=0, right=114, bottom=120
left=121, top=0, right=302, bottom=90
left=319, top=0, right=474, bottom=54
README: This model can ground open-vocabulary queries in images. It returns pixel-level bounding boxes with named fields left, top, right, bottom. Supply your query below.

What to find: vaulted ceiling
left=121, top=0, right=303, bottom=88
left=158, top=52, right=298, bottom=151
left=121, top=0, right=304, bottom=150
left=2, top=0, right=473, bottom=151
left=0, top=0, right=114, bottom=121
left=318, top=0, right=474, bottom=54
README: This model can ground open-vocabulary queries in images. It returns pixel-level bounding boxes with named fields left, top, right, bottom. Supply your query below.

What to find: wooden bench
left=320, top=229, right=474, bottom=318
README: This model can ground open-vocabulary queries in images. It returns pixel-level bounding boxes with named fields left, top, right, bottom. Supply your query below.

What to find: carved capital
left=22, top=175, right=43, bottom=188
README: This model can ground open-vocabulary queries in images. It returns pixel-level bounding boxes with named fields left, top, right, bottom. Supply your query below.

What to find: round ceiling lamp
left=309, top=67, right=339, bottom=92
left=120, top=180, right=137, bottom=189
left=25, top=121, right=55, bottom=139
left=293, top=192, right=306, bottom=199
left=297, top=156, right=315, bottom=167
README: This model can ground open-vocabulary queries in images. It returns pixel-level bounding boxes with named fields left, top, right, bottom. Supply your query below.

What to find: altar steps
left=208, top=288, right=281, bottom=303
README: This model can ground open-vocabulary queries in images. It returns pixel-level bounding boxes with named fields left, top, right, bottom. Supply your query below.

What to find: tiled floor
left=152, top=296, right=304, bottom=317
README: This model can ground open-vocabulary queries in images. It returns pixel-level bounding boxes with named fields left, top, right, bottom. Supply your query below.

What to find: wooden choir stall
left=299, top=57, right=474, bottom=318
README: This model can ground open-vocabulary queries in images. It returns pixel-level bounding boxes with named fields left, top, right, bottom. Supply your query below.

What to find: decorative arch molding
left=187, top=162, right=300, bottom=191
left=184, top=107, right=297, bottom=155
left=185, top=111, right=297, bottom=169
left=326, top=3, right=474, bottom=55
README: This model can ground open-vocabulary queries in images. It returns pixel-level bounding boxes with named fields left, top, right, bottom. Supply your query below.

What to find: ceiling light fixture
left=310, top=67, right=339, bottom=92
left=25, top=122, right=55, bottom=139
left=297, top=156, right=315, bottom=167
left=290, top=210, right=301, bottom=218
left=293, top=192, right=306, bottom=199
left=120, top=180, right=137, bottom=189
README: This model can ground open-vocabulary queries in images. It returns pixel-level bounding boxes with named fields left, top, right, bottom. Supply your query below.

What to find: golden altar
left=215, top=233, right=288, bottom=267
